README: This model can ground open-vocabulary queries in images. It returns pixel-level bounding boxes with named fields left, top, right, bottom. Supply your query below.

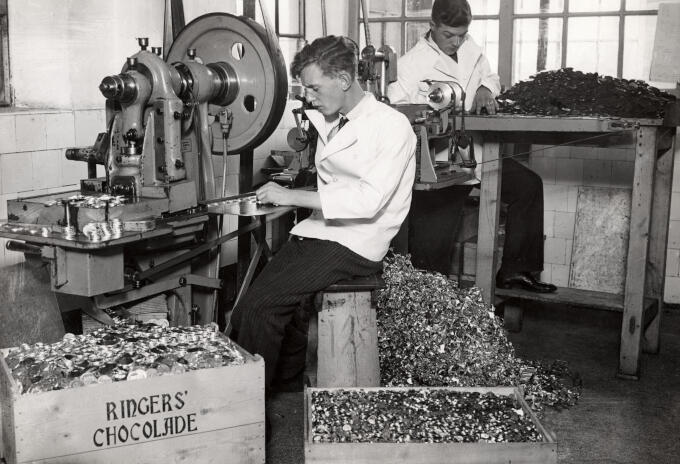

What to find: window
left=358, top=0, right=500, bottom=65
left=353, top=0, right=679, bottom=87
left=0, top=0, right=9, bottom=106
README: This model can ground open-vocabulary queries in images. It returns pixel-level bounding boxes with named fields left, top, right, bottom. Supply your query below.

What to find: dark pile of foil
left=497, top=68, right=675, bottom=119
left=377, top=254, right=580, bottom=414
left=3, top=323, right=245, bottom=395
left=310, top=389, right=542, bottom=443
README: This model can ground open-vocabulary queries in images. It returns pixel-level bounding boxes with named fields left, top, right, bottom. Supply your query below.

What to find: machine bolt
left=137, top=37, right=149, bottom=51
left=158, top=165, right=167, bottom=173
left=179, top=277, right=187, bottom=286
left=187, top=48, right=197, bottom=60
left=126, top=57, right=138, bottom=70
left=174, top=159, right=185, bottom=169
left=173, top=111, right=182, bottom=120
left=156, top=107, right=163, bottom=115
left=151, top=46, right=162, bottom=56
left=157, top=137, right=164, bottom=144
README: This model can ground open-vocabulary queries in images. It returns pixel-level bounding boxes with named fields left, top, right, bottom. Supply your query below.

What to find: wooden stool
left=305, top=274, right=385, bottom=388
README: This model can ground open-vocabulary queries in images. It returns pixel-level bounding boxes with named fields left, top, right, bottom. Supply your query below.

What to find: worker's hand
left=470, top=86, right=499, bottom=115
left=256, top=182, right=292, bottom=206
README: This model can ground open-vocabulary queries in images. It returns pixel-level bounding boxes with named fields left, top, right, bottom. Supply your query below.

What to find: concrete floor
left=266, top=303, right=680, bottom=464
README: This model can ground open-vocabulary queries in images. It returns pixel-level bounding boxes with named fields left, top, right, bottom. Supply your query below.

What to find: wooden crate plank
left=305, top=386, right=556, bottom=464
left=2, top=349, right=264, bottom=464
left=22, top=425, right=264, bottom=464
left=643, top=141, right=676, bottom=353
left=317, top=292, right=379, bottom=388
left=619, top=126, right=657, bottom=378
left=569, top=187, right=632, bottom=295
left=475, top=141, right=502, bottom=305
left=495, top=286, right=625, bottom=311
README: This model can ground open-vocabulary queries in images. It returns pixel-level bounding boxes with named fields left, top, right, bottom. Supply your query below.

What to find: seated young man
left=229, top=35, right=417, bottom=390
left=388, top=0, right=556, bottom=293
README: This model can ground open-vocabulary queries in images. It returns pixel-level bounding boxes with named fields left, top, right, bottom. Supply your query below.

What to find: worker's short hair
left=290, top=35, right=359, bottom=80
left=431, top=0, right=472, bottom=27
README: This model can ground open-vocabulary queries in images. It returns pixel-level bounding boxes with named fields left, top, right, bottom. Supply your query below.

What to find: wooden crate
left=304, top=386, right=556, bottom=464
left=1, top=343, right=264, bottom=464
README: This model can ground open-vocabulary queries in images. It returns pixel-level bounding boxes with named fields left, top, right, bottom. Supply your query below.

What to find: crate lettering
left=93, top=389, right=198, bottom=448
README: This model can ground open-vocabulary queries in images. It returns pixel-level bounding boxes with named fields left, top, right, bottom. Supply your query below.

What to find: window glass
left=626, top=0, right=680, bottom=10
left=360, top=22, right=403, bottom=56
left=566, top=16, right=619, bottom=77
left=405, top=21, right=430, bottom=51
left=406, top=0, right=432, bottom=17
left=622, top=15, right=661, bottom=83
left=277, top=0, right=301, bottom=35
left=469, top=19, right=500, bottom=74
left=361, top=0, right=402, bottom=18
left=514, top=0, right=564, bottom=14
left=512, top=18, right=563, bottom=83
left=569, top=0, right=621, bottom=12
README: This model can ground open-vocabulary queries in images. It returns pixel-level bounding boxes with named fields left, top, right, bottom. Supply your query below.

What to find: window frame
left=349, top=0, right=662, bottom=89
left=0, top=0, right=9, bottom=106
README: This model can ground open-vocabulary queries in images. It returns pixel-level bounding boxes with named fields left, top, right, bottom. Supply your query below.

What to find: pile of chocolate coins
left=3, top=323, right=245, bottom=395
left=310, top=389, right=542, bottom=443
left=497, top=67, right=675, bottom=119
left=376, top=254, right=581, bottom=414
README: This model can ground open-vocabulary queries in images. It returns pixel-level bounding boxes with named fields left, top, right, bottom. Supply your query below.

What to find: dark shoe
left=496, top=271, right=557, bottom=293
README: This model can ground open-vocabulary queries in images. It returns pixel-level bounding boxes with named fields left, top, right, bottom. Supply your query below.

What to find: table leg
left=476, top=141, right=502, bottom=304
left=618, top=127, right=657, bottom=379
left=643, top=140, right=676, bottom=354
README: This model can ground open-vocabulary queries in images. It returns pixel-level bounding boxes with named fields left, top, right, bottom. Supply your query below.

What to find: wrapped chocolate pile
left=310, top=389, right=542, bottom=444
left=497, top=67, right=675, bottom=119
left=377, top=254, right=580, bottom=414
left=3, top=322, right=245, bottom=394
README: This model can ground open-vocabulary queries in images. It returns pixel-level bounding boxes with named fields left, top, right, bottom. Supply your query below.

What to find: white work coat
left=387, top=33, right=501, bottom=182
left=290, top=94, right=416, bottom=262
left=387, top=33, right=501, bottom=111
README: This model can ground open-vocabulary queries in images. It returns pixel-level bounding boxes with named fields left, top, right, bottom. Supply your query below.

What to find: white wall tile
left=666, top=248, right=680, bottom=278
left=582, top=159, right=613, bottom=187
left=555, top=158, right=583, bottom=186
left=544, top=237, right=566, bottom=265
left=569, top=146, right=599, bottom=160
left=543, top=184, right=569, bottom=212
left=538, top=144, right=571, bottom=158
left=665, top=276, right=680, bottom=304
left=45, top=112, right=76, bottom=150
left=540, top=267, right=551, bottom=284
left=0, top=193, right=17, bottom=221
left=669, top=220, right=680, bottom=249
left=598, top=147, right=635, bottom=162
left=529, top=157, right=556, bottom=184
left=544, top=210, right=555, bottom=237
left=0, top=152, right=34, bottom=193
left=611, top=161, right=634, bottom=188
left=554, top=212, right=576, bottom=240
left=550, top=264, right=569, bottom=287
left=32, top=150, right=63, bottom=190
left=15, top=113, right=47, bottom=152
left=74, top=109, right=106, bottom=147
left=566, top=186, right=579, bottom=213
left=670, top=193, right=680, bottom=221
left=0, top=115, right=17, bottom=154
left=61, top=158, right=89, bottom=187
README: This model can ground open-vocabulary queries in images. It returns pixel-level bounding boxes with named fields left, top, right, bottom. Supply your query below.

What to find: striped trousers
left=230, top=237, right=382, bottom=390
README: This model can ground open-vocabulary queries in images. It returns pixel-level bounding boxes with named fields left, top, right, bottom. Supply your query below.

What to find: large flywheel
left=167, top=13, right=288, bottom=153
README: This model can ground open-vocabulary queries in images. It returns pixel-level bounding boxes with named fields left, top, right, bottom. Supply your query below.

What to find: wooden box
left=1, top=344, right=264, bottom=464
left=304, top=386, right=556, bottom=464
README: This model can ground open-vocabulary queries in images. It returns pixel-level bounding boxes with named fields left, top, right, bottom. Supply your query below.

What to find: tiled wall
left=529, top=142, right=680, bottom=304
left=0, top=102, right=298, bottom=270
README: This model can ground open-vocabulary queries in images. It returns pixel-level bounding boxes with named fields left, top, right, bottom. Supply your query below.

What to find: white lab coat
left=387, top=33, right=501, bottom=182
left=387, top=33, right=501, bottom=110
left=290, top=94, right=416, bottom=262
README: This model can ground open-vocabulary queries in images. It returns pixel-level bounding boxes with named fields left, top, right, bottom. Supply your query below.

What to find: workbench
left=457, top=113, right=677, bottom=380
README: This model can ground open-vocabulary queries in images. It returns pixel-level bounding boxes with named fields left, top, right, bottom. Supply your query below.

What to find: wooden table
left=458, top=114, right=676, bottom=379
